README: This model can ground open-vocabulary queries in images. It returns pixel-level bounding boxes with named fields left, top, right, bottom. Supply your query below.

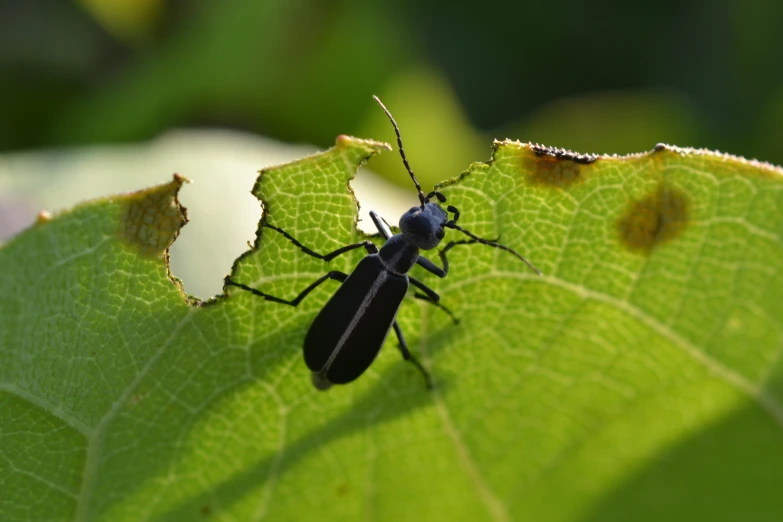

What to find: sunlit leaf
left=1, top=137, right=782, bottom=522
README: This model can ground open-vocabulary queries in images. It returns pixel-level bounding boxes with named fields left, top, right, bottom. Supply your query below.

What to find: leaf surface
left=1, top=138, right=782, bottom=522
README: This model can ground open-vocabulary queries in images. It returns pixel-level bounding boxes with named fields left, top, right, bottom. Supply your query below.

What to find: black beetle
left=225, top=95, right=540, bottom=390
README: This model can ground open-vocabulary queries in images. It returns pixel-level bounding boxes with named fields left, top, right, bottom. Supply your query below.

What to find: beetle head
left=399, top=202, right=448, bottom=250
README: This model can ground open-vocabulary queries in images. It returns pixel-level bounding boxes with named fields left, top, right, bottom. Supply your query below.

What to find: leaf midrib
left=445, top=270, right=783, bottom=430
left=72, top=308, right=197, bottom=522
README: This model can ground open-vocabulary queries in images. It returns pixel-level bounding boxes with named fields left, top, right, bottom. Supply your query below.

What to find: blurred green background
left=4, top=0, right=783, bottom=166
left=1, top=0, right=782, bottom=296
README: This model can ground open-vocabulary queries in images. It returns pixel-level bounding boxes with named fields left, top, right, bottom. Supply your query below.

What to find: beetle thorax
left=378, top=235, right=419, bottom=275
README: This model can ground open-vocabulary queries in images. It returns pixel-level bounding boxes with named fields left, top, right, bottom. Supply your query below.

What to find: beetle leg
left=224, top=271, right=348, bottom=306
left=408, top=276, right=440, bottom=302
left=391, top=321, right=433, bottom=389
left=264, top=223, right=378, bottom=260
left=416, top=255, right=446, bottom=277
left=368, top=210, right=394, bottom=240
left=411, top=293, right=459, bottom=325
left=408, top=277, right=459, bottom=324
left=416, top=240, right=477, bottom=278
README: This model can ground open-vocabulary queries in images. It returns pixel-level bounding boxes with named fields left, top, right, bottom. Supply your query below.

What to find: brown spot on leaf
left=200, top=505, right=211, bottom=516
left=617, top=185, right=690, bottom=254
left=522, top=144, right=598, bottom=188
left=336, top=483, right=351, bottom=496
left=531, top=144, right=599, bottom=164
left=121, top=174, right=189, bottom=257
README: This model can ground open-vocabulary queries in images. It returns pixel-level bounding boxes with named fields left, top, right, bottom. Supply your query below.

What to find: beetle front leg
left=368, top=210, right=394, bottom=240
left=264, top=223, right=378, bottom=260
left=224, top=271, right=348, bottom=306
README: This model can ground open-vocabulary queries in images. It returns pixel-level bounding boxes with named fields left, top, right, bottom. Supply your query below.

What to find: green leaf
left=1, top=137, right=782, bottom=522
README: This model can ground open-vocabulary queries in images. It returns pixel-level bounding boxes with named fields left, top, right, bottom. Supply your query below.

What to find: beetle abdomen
left=304, top=255, right=408, bottom=385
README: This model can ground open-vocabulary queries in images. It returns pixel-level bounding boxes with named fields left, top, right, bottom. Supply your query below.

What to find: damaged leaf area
left=122, top=174, right=189, bottom=257
left=1, top=137, right=783, bottom=522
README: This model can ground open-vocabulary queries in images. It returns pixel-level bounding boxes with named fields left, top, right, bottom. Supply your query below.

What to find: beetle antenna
left=373, top=95, right=427, bottom=208
left=446, top=223, right=542, bottom=275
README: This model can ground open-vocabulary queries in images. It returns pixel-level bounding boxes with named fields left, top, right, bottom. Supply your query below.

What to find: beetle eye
left=436, top=227, right=445, bottom=239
